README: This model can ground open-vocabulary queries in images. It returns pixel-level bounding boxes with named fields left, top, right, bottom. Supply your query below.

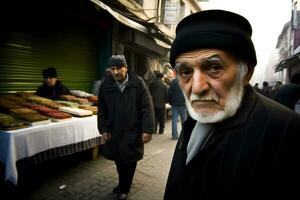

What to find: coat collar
left=102, top=71, right=141, bottom=91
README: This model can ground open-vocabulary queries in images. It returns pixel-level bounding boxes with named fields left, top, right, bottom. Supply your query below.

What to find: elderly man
left=164, top=10, right=300, bottom=200
left=98, top=55, right=154, bottom=200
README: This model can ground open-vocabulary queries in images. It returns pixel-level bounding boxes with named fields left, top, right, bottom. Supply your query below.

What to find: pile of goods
left=54, top=100, right=79, bottom=108
left=9, top=107, right=50, bottom=126
left=87, top=95, right=98, bottom=104
left=0, top=97, right=23, bottom=109
left=5, top=95, right=28, bottom=104
left=78, top=105, right=98, bottom=114
left=22, top=102, right=72, bottom=122
left=0, top=90, right=99, bottom=131
left=0, top=97, right=50, bottom=127
left=0, top=113, right=27, bottom=130
left=70, top=90, right=93, bottom=98
left=18, top=93, right=65, bottom=109
left=59, top=95, right=98, bottom=115
left=58, top=107, right=93, bottom=117
left=60, top=95, right=90, bottom=105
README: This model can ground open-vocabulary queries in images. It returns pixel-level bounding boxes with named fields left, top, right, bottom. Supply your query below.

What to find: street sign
left=164, top=1, right=179, bottom=24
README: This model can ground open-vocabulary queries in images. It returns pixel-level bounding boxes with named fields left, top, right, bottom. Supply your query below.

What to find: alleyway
left=1, top=119, right=178, bottom=200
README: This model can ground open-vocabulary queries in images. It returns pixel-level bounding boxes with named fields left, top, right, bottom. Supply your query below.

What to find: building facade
left=275, top=0, right=300, bottom=83
left=0, top=0, right=201, bottom=94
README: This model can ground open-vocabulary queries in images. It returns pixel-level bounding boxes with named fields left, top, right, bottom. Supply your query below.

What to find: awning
left=90, top=0, right=172, bottom=49
left=153, top=38, right=171, bottom=49
left=275, top=53, right=300, bottom=72
left=89, top=0, right=148, bottom=34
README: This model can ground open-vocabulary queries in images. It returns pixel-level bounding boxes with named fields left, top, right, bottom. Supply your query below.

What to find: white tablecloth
left=0, top=115, right=100, bottom=185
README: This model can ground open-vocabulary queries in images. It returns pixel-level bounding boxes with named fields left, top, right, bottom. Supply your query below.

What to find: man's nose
left=111, top=69, right=118, bottom=74
left=191, top=70, right=209, bottom=95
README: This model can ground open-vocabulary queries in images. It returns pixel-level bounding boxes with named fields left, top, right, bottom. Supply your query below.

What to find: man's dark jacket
left=149, top=78, right=168, bottom=108
left=164, top=85, right=300, bottom=199
left=97, top=72, right=155, bottom=163
left=274, top=83, right=300, bottom=110
left=167, top=78, right=185, bottom=106
left=36, top=80, right=71, bottom=100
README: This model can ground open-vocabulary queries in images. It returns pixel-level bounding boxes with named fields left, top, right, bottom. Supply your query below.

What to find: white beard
left=182, top=74, right=245, bottom=124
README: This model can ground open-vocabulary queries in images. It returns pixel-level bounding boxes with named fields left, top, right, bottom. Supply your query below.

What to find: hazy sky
left=199, top=0, right=292, bottom=83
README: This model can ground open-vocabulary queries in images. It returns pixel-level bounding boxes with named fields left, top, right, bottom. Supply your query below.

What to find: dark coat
left=274, top=83, right=300, bottom=110
left=149, top=78, right=168, bottom=108
left=97, top=71, right=155, bottom=163
left=36, top=80, right=71, bottom=100
left=164, top=85, right=300, bottom=200
left=167, top=78, right=185, bottom=107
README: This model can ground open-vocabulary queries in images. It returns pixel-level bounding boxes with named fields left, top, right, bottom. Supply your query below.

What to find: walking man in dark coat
left=274, top=74, right=300, bottom=110
left=149, top=72, right=168, bottom=134
left=164, top=10, right=300, bottom=200
left=98, top=55, right=155, bottom=200
left=167, top=77, right=187, bottom=139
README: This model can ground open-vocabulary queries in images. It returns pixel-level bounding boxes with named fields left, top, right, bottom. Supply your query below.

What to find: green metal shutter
left=0, top=23, right=99, bottom=95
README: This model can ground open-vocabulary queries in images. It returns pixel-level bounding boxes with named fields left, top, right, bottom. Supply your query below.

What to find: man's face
left=110, top=66, right=128, bottom=82
left=175, top=49, right=249, bottom=123
left=44, top=77, right=57, bottom=87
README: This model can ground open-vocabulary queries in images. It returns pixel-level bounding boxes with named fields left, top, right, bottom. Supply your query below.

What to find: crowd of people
left=33, top=9, right=300, bottom=200
left=253, top=78, right=300, bottom=112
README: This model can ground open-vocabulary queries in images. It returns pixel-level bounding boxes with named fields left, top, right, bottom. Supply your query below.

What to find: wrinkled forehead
left=175, top=49, right=236, bottom=67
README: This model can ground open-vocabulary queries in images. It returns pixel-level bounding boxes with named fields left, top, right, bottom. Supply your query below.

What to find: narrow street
left=1, top=119, right=178, bottom=200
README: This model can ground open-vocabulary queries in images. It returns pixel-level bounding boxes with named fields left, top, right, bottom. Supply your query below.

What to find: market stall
left=0, top=115, right=101, bottom=185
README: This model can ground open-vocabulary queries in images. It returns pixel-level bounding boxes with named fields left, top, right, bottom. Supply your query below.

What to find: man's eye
left=179, top=68, right=193, bottom=76
left=179, top=70, right=192, bottom=77
left=178, top=69, right=193, bottom=82
left=175, top=63, right=194, bottom=81
left=210, top=64, right=222, bottom=71
left=207, top=64, right=223, bottom=76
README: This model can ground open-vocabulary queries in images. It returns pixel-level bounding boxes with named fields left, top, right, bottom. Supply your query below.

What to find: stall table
left=0, top=115, right=101, bottom=185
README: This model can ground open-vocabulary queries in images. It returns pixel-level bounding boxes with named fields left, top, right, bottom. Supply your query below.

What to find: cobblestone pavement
left=1, top=119, right=179, bottom=200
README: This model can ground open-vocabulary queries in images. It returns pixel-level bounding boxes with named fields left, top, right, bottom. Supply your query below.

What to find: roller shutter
left=0, top=22, right=99, bottom=95
left=0, top=0, right=109, bottom=95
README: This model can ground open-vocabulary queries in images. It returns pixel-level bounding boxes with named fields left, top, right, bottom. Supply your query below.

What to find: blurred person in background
left=167, top=77, right=187, bottom=140
left=253, top=82, right=261, bottom=93
left=259, top=81, right=272, bottom=98
left=36, top=67, right=71, bottom=100
left=274, top=74, right=300, bottom=111
left=91, top=68, right=111, bottom=96
left=149, top=72, right=168, bottom=134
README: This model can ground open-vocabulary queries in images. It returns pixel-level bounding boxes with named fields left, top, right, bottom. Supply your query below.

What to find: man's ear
left=243, top=67, right=254, bottom=86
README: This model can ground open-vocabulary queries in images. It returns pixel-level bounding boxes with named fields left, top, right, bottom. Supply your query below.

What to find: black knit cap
left=108, top=55, right=127, bottom=68
left=170, top=10, right=257, bottom=68
left=43, top=67, right=57, bottom=78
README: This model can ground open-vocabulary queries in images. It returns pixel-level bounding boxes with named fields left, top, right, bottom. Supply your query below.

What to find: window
left=161, top=0, right=177, bottom=27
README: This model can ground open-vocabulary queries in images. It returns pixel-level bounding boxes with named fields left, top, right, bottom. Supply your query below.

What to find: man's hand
left=101, top=132, right=111, bottom=143
left=142, top=133, right=152, bottom=144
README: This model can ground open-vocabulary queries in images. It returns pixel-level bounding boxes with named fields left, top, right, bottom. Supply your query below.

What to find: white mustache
left=189, top=92, right=219, bottom=102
